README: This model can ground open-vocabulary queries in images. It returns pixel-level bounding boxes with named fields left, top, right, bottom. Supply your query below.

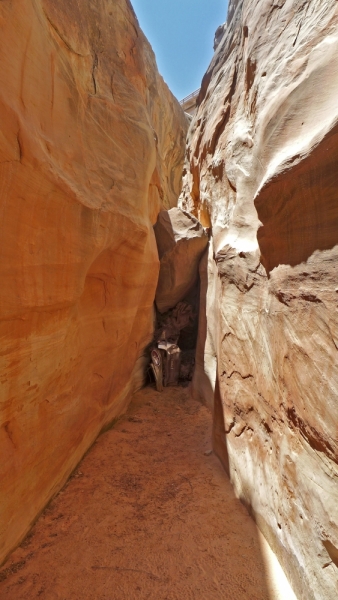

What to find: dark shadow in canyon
left=189, top=248, right=216, bottom=410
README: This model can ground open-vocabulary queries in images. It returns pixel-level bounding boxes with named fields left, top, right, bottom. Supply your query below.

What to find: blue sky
left=131, top=0, right=228, bottom=100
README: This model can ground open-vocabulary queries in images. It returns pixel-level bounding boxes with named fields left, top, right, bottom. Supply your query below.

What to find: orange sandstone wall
left=180, top=1, right=338, bottom=598
left=0, top=0, right=187, bottom=564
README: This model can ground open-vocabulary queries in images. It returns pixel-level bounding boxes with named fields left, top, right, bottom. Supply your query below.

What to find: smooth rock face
left=154, top=208, right=208, bottom=313
left=0, top=0, right=187, bottom=564
left=180, top=1, right=338, bottom=598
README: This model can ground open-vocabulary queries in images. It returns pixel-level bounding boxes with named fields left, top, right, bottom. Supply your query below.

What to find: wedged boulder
left=154, top=208, right=208, bottom=313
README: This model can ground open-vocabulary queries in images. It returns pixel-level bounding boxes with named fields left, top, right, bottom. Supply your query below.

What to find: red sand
left=0, top=386, right=271, bottom=599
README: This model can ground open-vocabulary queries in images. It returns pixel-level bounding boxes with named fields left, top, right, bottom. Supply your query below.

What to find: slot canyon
left=0, top=1, right=337, bottom=599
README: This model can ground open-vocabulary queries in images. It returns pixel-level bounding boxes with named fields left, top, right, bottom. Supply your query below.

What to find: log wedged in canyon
left=0, top=0, right=187, bottom=564
left=180, top=0, right=338, bottom=598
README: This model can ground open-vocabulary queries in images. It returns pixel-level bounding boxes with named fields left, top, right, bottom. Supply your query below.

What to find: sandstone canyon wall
left=180, top=0, right=338, bottom=598
left=0, top=0, right=187, bottom=564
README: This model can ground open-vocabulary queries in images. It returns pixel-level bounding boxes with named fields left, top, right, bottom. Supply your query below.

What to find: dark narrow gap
left=145, top=271, right=201, bottom=390
left=144, top=206, right=207, bottom=392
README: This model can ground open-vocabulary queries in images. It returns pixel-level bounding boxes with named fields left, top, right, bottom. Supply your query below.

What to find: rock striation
left=0, top=0, right=187, bottom=565
left=154, top=207, right=208, bottom=313
left=180, top=0, right=338, bottom=598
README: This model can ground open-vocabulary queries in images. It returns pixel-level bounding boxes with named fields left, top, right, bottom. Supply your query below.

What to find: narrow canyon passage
left=1, top=386, right=283, bottom=600
left=1, top=0, right=338, bottom=597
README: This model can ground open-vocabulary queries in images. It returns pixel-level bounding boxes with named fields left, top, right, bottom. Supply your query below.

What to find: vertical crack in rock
left=91, top=52, right=98, bottom=95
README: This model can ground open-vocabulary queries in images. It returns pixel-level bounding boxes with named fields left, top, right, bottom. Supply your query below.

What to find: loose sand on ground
left=0, top=386, right=288, bottom=599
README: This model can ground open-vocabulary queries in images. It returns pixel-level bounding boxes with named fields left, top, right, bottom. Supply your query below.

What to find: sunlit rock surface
left=0, top=0, right=187, bottom=564
left=180, top=0, right=338, bottom=598
left=154, top=208, right=208, bottom=313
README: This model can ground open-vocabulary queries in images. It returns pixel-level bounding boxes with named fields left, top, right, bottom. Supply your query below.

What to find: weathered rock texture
left=0, top=0, right=187, bottom=565
left=154, top=208, right=208, bottom=313
left=180, top=1, right=338, bottom=598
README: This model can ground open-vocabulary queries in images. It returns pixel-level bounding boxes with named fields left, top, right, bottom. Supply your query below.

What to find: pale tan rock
left=0, top=0, right=187, bottom=565
left=181, top=0, right=338, bottom=598
left=154, top=207, right=208, bottom=313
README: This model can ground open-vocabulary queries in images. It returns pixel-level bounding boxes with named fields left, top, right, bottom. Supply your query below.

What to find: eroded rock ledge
left=0, top=0, right=187, bottom=564
left=180, top=0, right=338, bottom=598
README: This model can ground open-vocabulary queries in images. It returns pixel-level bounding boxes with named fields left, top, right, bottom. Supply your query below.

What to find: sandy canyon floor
left=0, top=386, right=293, bottom=599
